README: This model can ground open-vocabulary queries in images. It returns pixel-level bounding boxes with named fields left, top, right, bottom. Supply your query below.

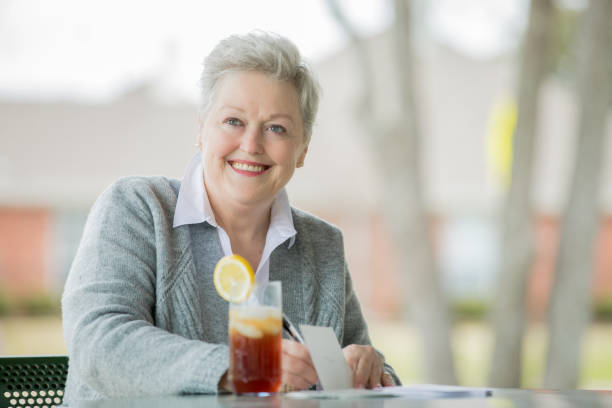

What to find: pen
left=282, top=313, right=305, bottom=344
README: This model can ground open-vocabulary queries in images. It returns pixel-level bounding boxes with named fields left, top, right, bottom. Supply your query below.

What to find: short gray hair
left=200, top=31, right=320, bottom=140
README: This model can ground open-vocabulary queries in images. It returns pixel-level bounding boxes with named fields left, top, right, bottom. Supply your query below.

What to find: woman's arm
left=62, top=179, right=228, bottom=398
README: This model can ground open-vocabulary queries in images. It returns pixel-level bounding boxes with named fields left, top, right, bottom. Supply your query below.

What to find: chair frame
left=0, top=355, right=68, bottom=408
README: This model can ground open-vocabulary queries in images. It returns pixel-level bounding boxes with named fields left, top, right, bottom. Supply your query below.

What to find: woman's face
left=199, top=70, right=309, bottom=209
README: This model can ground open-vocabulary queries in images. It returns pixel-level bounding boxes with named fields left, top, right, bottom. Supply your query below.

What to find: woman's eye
left=225, top=118, right=242, bottom=126
left=268, top=124, right=286, bottom=134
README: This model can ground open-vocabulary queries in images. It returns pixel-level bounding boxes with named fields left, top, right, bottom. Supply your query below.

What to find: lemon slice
left=213, top=254, right=255, bottom=303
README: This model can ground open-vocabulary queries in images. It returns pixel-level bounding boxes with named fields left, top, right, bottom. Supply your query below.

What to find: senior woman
left=61, top=31, right=399, bottom=403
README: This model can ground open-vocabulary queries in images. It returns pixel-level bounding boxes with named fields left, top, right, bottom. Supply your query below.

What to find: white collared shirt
left=173, top=153, right=297, bottom=285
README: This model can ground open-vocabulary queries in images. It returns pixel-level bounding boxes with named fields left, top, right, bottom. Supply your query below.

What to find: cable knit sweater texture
left=61, top=176, right=399, bottom=404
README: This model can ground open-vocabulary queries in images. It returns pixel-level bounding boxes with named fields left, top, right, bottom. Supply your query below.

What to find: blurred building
left=1, top=32, right=611, bottom=320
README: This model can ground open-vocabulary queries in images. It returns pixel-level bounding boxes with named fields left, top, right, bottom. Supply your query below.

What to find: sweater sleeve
left=342, top=261, right=402, bottom=386
left=62, top=179, right=228, bottom=399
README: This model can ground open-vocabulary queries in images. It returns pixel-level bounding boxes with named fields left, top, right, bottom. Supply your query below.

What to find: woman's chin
left=229, top=189, right=274, bottom=207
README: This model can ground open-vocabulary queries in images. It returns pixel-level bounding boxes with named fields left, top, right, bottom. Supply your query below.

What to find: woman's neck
left=204, top=182, right=272, bottom=268
left=212, top=198, right=271, bottom=242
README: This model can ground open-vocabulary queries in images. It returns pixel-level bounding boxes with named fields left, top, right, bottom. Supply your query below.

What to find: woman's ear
left=196, top=113, right=205, bottom=151
left=296, top=144, right=309, bottom=168
left=196, top=114, right=204, bottom=151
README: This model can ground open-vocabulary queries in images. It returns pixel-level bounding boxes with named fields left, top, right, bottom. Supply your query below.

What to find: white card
left=299, top=324, right=352, bottom=390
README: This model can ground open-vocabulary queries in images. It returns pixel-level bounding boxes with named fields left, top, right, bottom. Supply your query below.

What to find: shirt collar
left=173, top=152, right=216, bottom=228
left=173, top=152, right=297, bottom=248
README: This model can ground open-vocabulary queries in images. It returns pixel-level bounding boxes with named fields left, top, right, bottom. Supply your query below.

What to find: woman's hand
left=342, top=344, right=394, bottom=389
left=281, top=339, right=319, bottom=391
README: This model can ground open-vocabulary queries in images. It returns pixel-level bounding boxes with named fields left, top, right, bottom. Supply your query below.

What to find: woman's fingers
left=381, top=371, right=394, bottom=387
left=282, top=339, right=314, bottom=363
left=367, top=358, right=384, bottom=389
left=343, top=344, right=385, bottom=389
left=353, top=352, right=374, bottom=388
left=282, top=351, right=317, bottom=381
left=281, top=339, right=318, bottom=389
left=353, top=346, right=379, bottom=388
left=281, top=371, right=312, bottom=390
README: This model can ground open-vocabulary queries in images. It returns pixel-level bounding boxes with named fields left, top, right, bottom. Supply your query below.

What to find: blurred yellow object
left=487, top=96, right=517, bottom=189
left=213, top=254, right=255, bottom=303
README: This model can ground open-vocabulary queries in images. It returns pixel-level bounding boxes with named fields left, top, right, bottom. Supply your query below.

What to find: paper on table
left=285, top=388, right=398, bottom=399
left=285, top=385, right=493, bottom=400
left=291, top=324, right=493, bottom=400
left=384, top=385, right=493, bottom=398
left=299, top=324, right=352, bottom=390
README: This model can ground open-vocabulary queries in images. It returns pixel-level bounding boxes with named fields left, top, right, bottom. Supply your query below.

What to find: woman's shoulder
left=290, top=207, right=343, bottom=245
left=99, top=176, right=181, bottom=205
left=105, top=175, right=180, bottom=194
left=91, top=176, right=182, bottom=225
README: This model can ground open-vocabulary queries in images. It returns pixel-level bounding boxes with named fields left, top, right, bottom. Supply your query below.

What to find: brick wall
left=0, top=208, right=50, bottom=296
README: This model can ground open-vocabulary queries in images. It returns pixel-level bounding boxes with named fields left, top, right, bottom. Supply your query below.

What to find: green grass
left=1, top=316, right=610, bottom=390
left=581, top=324, right=612, bottom=389
left=452, top=322, right=492, bottom=386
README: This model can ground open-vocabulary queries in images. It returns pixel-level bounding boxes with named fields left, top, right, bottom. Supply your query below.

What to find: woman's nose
left=240, top=126, right=264, bottom=154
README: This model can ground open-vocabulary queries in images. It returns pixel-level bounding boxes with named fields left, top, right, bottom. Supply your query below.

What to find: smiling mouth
left=228, top=160, right=271, bottom=174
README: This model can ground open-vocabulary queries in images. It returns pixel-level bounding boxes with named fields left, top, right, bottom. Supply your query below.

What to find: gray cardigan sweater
left=61, top=176, right=399, bottom=403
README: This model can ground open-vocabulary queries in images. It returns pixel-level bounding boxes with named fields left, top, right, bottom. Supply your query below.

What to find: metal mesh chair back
left=0, top=356, right=68, bottom=408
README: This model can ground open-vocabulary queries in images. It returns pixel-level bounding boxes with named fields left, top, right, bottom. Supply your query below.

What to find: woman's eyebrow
left=267, top=113, right=295, bottom=124
left=220, top=105, right=295, bottom=124
left=220, top=104, right=245, bottom=113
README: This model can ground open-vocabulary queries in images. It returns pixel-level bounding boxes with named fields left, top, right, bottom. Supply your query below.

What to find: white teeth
left=231, top=162, right=265, bottom=172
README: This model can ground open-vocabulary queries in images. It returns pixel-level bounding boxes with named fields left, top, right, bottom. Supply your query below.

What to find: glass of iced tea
left=229, top=281, right=282, bottom=395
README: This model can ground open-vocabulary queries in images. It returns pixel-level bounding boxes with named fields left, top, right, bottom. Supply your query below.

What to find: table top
left=70, top=388, right=612, bottom=408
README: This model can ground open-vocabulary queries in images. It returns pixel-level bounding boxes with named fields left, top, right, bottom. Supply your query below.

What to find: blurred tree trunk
left=544, top=0, right=612, bottom=389
left=326, top=0, right=457, bottom=384
left=488, top=0, right=554, bottom=387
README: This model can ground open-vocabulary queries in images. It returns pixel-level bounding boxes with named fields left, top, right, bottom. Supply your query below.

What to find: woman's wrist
left=218, top=371, right=232, bottom=392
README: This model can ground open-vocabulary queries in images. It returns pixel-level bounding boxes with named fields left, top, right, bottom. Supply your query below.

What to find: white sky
left=428, top=0, right=527, bottom=59
left=0, top=0, right=528, bottom=103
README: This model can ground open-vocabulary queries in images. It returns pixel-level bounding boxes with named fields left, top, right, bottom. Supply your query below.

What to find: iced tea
left=229, top=305, right=282, bottom=394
